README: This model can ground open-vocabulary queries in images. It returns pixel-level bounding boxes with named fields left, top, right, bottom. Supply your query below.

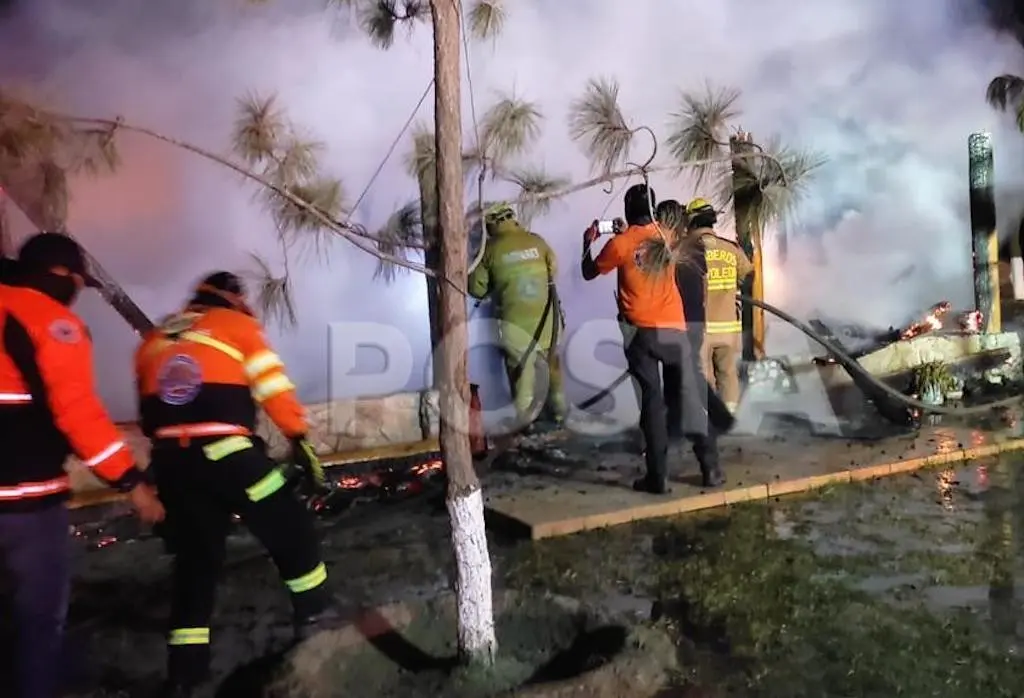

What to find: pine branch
left=478, top=93, right=542, bottom=167
left=247, top=251, right=298, bottom=327
left=52, top=113, right=438, bottom=278
left=467, top=0, right=505, bottom=41
left=665, top=85, right=741, bottom=188
left=504, top=166, right=568, bottom=226
left=373, top=199, right=422, bottom=281
left=358, top=0, right=429, bottom=49
left=568, top=77, right=633, bottom=175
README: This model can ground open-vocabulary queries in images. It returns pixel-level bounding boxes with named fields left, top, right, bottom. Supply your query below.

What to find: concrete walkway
left=482, top=423, right=1024, bottom=540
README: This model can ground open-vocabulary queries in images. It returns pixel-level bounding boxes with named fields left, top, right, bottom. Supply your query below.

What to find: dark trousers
left=664, top=327, right=706, bottom=433
left=0, top=505, right=70, bottom=698
left=626, top=327, right=725, bottom=484
left=152, top=437, right=330, bottom=685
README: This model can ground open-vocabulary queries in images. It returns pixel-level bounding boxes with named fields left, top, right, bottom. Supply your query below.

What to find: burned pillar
left=969, top=132, right=1000, bottom=333
left=730, top=131, right=765, bottom=359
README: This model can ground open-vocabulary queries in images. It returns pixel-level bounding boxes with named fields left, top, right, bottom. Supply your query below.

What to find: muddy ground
left=11, top=443, right=1024, bottom=697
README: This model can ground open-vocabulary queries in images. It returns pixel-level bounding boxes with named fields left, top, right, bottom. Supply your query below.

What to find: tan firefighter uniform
left=696, top=228, right=753, bottom=411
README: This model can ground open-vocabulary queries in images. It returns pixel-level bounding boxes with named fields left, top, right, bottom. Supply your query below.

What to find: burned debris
left=811, top=301, right=965, bottom=367
left=70, top=451, right=446, bottom=552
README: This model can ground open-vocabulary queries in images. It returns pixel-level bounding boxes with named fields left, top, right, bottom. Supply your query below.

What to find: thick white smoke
left=1, top=0, right=1023, bottom=419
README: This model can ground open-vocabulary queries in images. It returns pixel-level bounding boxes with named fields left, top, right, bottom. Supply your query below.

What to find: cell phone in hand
left=597, top=220, right=616, bottom=235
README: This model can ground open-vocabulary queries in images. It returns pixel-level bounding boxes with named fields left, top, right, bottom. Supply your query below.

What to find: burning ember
left=957, top=310, right=983, bottom=334
left=71, top=453, right=446, bottom=550
left=900, top=301, right=951, bottom=340
left=309, top=455, right=445, bottom=514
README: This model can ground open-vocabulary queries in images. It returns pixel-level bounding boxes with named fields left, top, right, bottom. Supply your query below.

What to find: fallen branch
left=54, top=113, right=441, bottom=281
left=21, top=107, right=784, bottom=292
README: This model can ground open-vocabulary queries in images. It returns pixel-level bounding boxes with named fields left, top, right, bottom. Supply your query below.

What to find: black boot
left=632, top=476, right=672, bottom=495
left=701, top=466, right=726, bottom=488
left=693, top=434, right=726, bottom=488
left=294, top=604, right=347, bottom=642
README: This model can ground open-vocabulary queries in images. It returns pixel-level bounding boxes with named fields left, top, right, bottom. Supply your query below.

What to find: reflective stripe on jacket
left=0, top=283, right=140, bottom=511
left=698, top=230, right=753, bottom=335
left=135, top=306, right=309, bottom=442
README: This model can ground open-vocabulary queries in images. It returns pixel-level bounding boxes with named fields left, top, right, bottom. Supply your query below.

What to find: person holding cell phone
left=581, top=184, right=731, bottom=493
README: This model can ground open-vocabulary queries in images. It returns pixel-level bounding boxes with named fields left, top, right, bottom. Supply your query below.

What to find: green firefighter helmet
left=483, top=202, right=516, bottom=227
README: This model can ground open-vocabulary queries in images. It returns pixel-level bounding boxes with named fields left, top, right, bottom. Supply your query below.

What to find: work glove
left=288, top=436, right=328, bottom=493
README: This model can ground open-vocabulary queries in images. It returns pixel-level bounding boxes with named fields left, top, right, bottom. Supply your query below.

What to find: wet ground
left=20, top=425, right=1024, bottom=696
left=507, top=454, right=1024, bottom=697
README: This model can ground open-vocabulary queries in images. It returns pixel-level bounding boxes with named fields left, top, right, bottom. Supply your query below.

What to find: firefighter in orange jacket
left=0, top=232, right=164, bottom=698
left=135, top=272, right=338, bottom=697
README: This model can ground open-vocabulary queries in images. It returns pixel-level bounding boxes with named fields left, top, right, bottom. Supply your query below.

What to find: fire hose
left=572, top=294, right=1022, bottom=424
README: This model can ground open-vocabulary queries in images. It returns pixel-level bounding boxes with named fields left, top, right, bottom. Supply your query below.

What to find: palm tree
left=666, top=85, right=822, bottom=356
left=567, top=79, right=822, bottom=355
left=987, top=74, right=1024, bottom=132
left=569, top=79, right=820, bottom=346
left=986, top=74, right=1024, bottom=300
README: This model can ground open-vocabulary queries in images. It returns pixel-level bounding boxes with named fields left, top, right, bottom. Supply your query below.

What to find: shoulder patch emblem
left=49, top=319, right=81, bottom=344
left=157, top=354, right=203, bottom=406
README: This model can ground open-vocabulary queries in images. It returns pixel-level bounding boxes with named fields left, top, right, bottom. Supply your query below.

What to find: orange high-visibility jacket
left=0, top=285, right=140, bottom=510
left=135, top=306, right=308, bottom=443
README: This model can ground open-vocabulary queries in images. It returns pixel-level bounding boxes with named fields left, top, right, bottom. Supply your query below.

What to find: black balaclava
left=623, top=184, right=656, bottom=226
left=9, top=271, right=77, bottom=306
left=15, top=232, right=95, bottom=306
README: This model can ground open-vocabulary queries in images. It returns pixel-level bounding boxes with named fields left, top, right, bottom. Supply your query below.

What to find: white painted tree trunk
left=447, top=486, right=497, bottom=662
left=1012, top=256, right=1024, bottom=300
left=430, top=0, right=496, bottom=666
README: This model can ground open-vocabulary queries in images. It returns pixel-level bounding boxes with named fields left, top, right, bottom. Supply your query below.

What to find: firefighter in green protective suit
left=468, top=203, right=567, bottom=428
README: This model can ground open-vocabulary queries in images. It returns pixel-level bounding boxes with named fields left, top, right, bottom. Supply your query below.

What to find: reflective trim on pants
left=705, top=321, right=742, bottom=334
left=285, top=562, right=328, bottom=593
left=168, top=627, right=211, bottom=646
left=245, top=468, right=288, bottom=502
left=202, top=435, right=253, bottom=461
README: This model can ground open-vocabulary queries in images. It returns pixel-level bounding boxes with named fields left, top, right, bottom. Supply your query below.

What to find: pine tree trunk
left=418, top=177, right=444, bottom=387
left=81, top=249, right=156, bottom=334
left=430, top=0, right=496, bottom=666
